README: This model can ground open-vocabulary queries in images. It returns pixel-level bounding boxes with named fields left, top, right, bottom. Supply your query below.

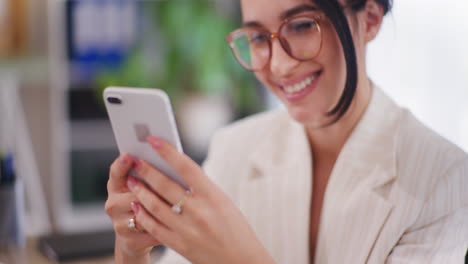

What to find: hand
left=105, top=153, right=160, bottom=262
left=127, top=136, right=275, bottom=264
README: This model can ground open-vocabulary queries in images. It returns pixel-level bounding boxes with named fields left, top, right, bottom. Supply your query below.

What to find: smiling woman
left=105, top=0, right=468, bottom=263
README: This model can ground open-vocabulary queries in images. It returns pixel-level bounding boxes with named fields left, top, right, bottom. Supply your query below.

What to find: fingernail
left=147, top=136, right=163, bottom=149
left=120, top=154, right=128, bottom=164
left=127, top=176, right=138, bottom=190
left=133, top=159, right=142, bottom=170
left=130, top=202, right=140, bottom=214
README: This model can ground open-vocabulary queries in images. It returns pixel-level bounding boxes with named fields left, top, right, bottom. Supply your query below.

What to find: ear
left=362, top=0, right=384, bottom=43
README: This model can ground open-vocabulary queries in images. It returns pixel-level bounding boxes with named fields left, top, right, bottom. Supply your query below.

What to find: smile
left=280, top=71, right=321, bottom=102
left=283, top=74, right=317, bottom=94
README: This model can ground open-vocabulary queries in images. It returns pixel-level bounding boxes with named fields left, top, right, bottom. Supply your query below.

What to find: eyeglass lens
left=230, top=17, right=321, bottom=71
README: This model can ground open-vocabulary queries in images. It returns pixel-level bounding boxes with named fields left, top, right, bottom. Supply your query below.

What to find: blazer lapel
left=243, top=112, right=313, bottom=264
left=238, top=87, right=402, bottom=264
left=315, top=87, right=401, bottom=263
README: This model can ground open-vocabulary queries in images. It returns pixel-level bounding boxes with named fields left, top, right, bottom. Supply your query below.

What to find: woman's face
left=240, top=0, right=357, bottom=126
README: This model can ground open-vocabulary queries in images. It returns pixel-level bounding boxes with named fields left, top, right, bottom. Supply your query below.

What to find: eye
left=286, top=19, right=317, bottom=34
left=250, top=32, right=269, bottom=45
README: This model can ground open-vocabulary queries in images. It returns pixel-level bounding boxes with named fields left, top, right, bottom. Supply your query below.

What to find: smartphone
left=103, top=86, right=188, bottom=189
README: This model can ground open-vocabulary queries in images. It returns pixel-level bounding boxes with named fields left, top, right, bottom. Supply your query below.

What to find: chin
left=286, top=105, right=324, bottom=126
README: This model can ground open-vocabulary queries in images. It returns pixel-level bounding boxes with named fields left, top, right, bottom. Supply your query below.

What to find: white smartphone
left=103, top=86, right=188, bottom=189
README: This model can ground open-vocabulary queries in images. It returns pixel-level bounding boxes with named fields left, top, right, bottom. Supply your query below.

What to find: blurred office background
left=0, top=0, right=467, bottom=241
left=1, top=0, right=269, bottom=236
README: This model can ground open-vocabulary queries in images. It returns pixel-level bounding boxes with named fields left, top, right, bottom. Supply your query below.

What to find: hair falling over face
left=310, top=0, right=392, bottom=124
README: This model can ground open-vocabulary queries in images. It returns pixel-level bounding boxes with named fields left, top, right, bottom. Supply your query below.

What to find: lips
left=279, top=71, right=322, bottom=102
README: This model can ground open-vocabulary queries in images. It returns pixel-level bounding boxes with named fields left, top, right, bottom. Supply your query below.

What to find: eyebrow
left=242, top=4, right=318, bottom=28
left=242, top=21, right=263, bottom=28
left=280, top=4, right=318, bottom=20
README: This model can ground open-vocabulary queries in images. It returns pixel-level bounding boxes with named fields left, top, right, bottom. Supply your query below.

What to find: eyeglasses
left=226, top=14, right=323, bottom=72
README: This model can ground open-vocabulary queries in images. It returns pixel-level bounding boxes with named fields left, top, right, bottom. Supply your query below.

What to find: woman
left=105, top=0, right=468, bottom=263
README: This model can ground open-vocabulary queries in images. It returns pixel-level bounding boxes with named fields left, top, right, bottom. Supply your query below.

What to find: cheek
left=319, top=24, right=347, bottom=96
left=253, top=72, right=265, bottom=84
left=254, top=72, right=280, bottom=96
left=323, top=25, right=346, bottom=70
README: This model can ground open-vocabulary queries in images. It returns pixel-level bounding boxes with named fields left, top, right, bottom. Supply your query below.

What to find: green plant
left=96, top=0, right=261, bottom=114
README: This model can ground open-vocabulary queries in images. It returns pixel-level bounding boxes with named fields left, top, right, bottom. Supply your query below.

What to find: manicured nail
left=147, top=136, right=163, bottom=149
left=120, top=154, right=128, bottom=164
left=133, top=159, right=142, bottom=170
left=127, top=176, right=138, bottom=190
left=130, top=202, right=140, bottom=214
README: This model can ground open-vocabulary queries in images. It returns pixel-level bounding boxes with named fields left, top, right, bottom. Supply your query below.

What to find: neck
left=306, top=78, right=372, bottom=157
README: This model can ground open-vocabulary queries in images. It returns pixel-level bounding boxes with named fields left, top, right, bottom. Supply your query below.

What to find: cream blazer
left=158, top=87, right=468, bottom=263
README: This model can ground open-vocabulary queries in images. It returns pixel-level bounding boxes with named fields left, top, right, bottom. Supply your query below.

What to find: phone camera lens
left=107, top=97, right=122, bottom=104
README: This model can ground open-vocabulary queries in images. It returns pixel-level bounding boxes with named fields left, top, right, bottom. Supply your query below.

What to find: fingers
left=114, top=214, right=160, bottom=248
left=107, top=193, right=161, bottom=248
left=105, top=192, right=136, bottom=217
left=109, top=153, right=134, bottom=193
left=127, top=176, right=184, bottom=229
left=146, top=136, right=208, bottom=190
left=114, top=212, right=141, bottom=236
left=133, top=159, right=188, bottom=206
left=132, top=201, right=183, bottom=252
left=107, top=154, right=166, bottom=256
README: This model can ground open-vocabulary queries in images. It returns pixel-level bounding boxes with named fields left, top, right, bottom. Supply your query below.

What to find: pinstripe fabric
left=157, top=87, right=468, bottom=264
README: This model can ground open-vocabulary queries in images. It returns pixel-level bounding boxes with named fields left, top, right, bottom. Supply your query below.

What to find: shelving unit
left=47, top=0, right=118, bottom=232
left=0, top=71, right=51, bottom=237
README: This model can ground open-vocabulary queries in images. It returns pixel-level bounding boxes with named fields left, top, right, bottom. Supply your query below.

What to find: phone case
left=103, top=87, right=188, bottom=189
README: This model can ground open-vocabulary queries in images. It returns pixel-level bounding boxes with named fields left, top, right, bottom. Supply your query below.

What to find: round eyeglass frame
left=226, top=14, right=324, bottom=72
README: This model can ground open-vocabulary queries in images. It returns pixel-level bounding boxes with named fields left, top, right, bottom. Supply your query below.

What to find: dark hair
left=312, top=0, right=392, bottom=124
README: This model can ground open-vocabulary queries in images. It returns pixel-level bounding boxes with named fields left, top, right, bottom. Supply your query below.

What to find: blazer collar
left=247, top=109, right=311, bottom=180
left=248, top=86, right=400, bottom=189
left=332, top=86, right=401, bottom=190
left=315, top=87, right=402, bottom=263
left=246, top=110, right=313, bottom=263
left=246, top=86, right=402, bottom=263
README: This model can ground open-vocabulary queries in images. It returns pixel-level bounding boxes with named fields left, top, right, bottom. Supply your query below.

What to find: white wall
left=367, top=0, right=468, bottom=152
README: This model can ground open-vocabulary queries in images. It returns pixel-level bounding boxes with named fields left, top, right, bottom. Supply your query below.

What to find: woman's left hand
left=126, top=136, right=274, bottom=264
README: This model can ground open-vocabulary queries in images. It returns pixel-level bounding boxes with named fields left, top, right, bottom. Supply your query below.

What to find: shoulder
left=393, top=109, right=468, bottom=226
left=395, top=110, right=468, bottom=193
left=397, top=110, right=467, bottom=161
left=367, top=87, right=467, bottom=190
left=387, top=110, right=468, bottom=262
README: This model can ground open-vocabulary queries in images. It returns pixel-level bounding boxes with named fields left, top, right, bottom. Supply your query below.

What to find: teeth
left=283, top=74, right=316, bottom=94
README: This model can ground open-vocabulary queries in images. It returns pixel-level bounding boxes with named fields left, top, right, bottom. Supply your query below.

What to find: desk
left=0, top=237, right=164, bottom=264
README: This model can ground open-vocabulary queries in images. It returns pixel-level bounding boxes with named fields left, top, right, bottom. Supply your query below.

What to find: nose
left=269, top=39, right=300, bottom=78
